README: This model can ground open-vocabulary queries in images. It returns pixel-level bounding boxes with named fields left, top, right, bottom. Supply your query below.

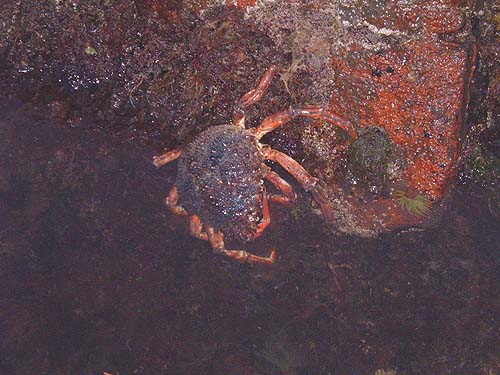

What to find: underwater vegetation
left=258, top=328, right=306, bottom=375
left=394, top=190, right=432, bottom=217
left=462, top=144, right=500, bottom=187
left=460, top=143, right=500, bottom=217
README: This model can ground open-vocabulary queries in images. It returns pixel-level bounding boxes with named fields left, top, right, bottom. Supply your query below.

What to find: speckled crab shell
left=176, top=125, right=267, bottom=241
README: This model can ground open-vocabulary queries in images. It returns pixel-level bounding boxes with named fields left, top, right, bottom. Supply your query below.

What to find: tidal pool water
left=0, top=82, right=498, bottom=375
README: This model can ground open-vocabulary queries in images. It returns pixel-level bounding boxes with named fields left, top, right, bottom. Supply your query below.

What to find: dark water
left=1, top=90, right=499, bottom=375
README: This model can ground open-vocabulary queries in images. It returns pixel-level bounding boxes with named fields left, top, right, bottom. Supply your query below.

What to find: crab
left=153, top=65, right=357, bottom=264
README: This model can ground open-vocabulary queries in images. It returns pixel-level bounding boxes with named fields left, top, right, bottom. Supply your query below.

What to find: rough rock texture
left=238, top=0, right=477, bottom=235
left=0, top=0, right=477, bottom=234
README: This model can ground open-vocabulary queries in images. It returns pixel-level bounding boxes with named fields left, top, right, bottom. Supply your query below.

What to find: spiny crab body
left=177, top=125, right=266, bottom=242
left=153, top=65, right=357, bottom=264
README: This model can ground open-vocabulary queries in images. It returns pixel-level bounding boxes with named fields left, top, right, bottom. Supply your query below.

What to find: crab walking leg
left=253, top=105, right=358, bottom=140
left=233, top=65, right=278, bottom=127
left=265, top=148, right=335, bottom=223
left=206, top=225, right=277, bottom=265
left=265, top=170, right=297, bottom=206
left=153, top=148, right=182, bottom=168
left=165, top=185, right=188, bottom=216
left=189, top=214, right=209, bottom=241
left=251, top=193, right=271, bottom=240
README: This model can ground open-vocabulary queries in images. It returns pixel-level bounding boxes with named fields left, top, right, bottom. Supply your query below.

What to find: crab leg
left=189, top=214, right=209, bottom=241
left=264, top=148, right=335, bottom=223
left=251, top=192, right=271, bottom=240
left=253, top=105, right=357, bottom=140
left=153, top=148, right=182, bottom=168
left=233, top=65, right=278, bottom=127
left=265, top=170, right=297, bottom=206
left=206, top=225, right=277, bottom=265
left=165, top=185, right=188, bottom=216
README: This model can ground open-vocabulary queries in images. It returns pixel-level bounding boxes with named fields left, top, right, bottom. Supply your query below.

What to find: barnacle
left=394, top=191, right=432, bottom=217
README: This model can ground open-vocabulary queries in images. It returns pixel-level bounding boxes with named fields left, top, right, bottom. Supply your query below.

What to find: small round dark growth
left=177, top=125, right=266, bottom=240
left=348, top=127, right=393, bottom=194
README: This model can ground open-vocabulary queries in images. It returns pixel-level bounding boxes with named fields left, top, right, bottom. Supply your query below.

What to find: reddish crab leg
left=165, top=185, right=188, bottom=216
left=153, top=148, right=182, bottom=168
left=265, top=148, right=335, bottom=224
left=251, top=193, right=271, bottom=240
left=253, top=105, right=357, bottom=140
left=206, top=225, right=277, bottom=265
left=233, top=65, right=278, bottom=127
left=189, top=214, right=209, bottom=241
left=265, top=170, right=297, bottom=206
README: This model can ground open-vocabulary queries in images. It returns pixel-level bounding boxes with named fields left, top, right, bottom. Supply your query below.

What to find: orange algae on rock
left=331, top=41, right=468, bottom=199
